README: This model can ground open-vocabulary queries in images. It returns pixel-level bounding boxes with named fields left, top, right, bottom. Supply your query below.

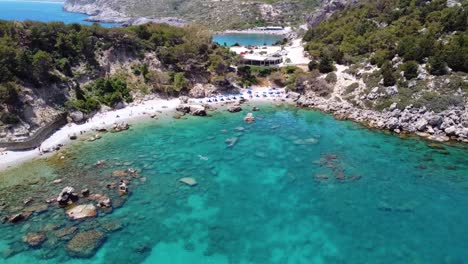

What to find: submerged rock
left=243, top=113, right=255, bottom=123
left=225, top=137, right=239, bottom=148
left=179, top=177, right=197, bottom=187
left=66, top=204, right=97, bottom=220
left=293, top=138, right=319, bottom=145
left=23, top=204, right=48, bottom=214
left=66, top=230, right=105, bottom=258
left=99, top=221, right=123, bottom=233
left=23, top=233, right=46, bottom=247
left=55, top=226, right=79, bottom=240
left=112, top=170, right=128, bottom=177
left=7, top=212, right=31, bottom=224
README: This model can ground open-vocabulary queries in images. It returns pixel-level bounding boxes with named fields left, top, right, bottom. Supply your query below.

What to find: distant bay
left=0, top=0, right=118, bottom=27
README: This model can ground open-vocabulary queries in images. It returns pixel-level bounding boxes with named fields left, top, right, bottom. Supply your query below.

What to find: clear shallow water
left=213, top=33, right=283, bottom=46
left=0, top=0, right=118, bottom=27
left=0, top=105, right=468, bottom=263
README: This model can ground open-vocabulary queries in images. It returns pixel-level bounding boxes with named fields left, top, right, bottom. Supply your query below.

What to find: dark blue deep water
left=0, top=105, right=467, bottom=263
left=0, top=0, right=117, bottom=27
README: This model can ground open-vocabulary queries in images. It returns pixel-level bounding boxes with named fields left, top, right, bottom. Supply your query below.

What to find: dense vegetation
left=0, top=21, right=234, bottom=122
left=304, top=0, right=467, bottom=74
left=303, top=0, right=467, bottom=111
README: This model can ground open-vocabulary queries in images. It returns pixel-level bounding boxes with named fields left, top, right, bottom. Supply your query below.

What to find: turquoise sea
left=213, top=33, right=283, bottom=46
left=0, top=105, right=467, bottom=263
left=0, top=0, right=117, bottom=27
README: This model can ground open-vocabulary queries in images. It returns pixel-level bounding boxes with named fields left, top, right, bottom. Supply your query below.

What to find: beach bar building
left=241, top=54, right=283, bottom=66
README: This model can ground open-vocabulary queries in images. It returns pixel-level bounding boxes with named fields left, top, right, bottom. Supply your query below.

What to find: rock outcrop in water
left=57, top=187, right=79, bottom=206
left=296, top=95, right=468, bottom=142
left=228, top=105, right=242, bottom=113
left=66, top=204, right=98, bottom=220
left=66, top=230, right=106, bottom=258
left=23, top=233, right=46, bottom=248
left=176, top=104, right=207, bottom=116
left=179, top=177, right=198, bottom=187
left=243, top=113, right=255, bottom=123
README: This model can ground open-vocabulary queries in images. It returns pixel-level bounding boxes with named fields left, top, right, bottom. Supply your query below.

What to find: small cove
left=0, top=105, right=467, bottom=263
left=212, top=33, right=284, bottom=46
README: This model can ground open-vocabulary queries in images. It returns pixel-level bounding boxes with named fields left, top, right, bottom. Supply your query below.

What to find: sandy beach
left=0, top=87, right=292, bottom=171
left=217, top=27, right=292, bottom=36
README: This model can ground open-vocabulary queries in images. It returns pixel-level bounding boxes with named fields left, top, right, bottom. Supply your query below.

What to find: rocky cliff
left=64, top=0, right=321, bottom=29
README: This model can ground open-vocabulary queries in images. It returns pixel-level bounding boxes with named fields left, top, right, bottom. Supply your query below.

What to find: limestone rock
left=112, top=170, right=128, bottom=177
left=414, top=118, right=427, bottom=131
left=23, top=233, right=46, bottom=247
left=179, top=96, right=189, bottom=103
left=66, top=230, right=105, bottom=258
left=69, top=111, right=84, bottom=123
left=176, top=104, right=191, bottom=114
left=55, top=226, right=79, bottom=239
left=288, top=92, right=301, bottom=101
left=66, top=204, right=97, bottom=220
left=179, top=177, right=197, bottom=186
left=189, top=83, right=217, bottom=98
left=7, top=212, right=30, bottom=223
left=112, top=122, right=129, bottom=132
left=118, top=180, right=129, bottom=195
left=227, top=105, right=242, bottom=113
left=243, top=113, right=255, bottom=123
left=445, top=126, right=456, bottom=135
left=190, top=105, right=207, bottom=116
left=57, top=187, right=79, bottom=206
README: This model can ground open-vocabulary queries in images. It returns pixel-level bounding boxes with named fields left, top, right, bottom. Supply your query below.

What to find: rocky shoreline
left=293, top=93, right=468, bottom=143
left=62, top=1, right=186, bottom=27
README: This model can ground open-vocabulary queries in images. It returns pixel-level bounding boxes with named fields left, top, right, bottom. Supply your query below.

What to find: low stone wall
left=0, top=113, right=67, bottom=151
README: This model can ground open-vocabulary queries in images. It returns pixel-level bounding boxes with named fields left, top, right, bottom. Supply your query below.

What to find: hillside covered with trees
left=0, top=21, right=234, bottom=139
left=303, top=0, right=467, bottom=112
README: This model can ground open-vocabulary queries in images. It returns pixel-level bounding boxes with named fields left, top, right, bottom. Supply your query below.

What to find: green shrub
left=381, top=61, right=396, bottom=87
left=415, top=91, right=463, bottom=112
left=308, top=61, right=318, bottom=71
left=325, top=72, right=337, bottom=84
left=32, top=50, right=53, bottom=85
left=427, top=54, right=448, bottom=76
left=0, top=82, right=18, bottom=105
left=318, top=49, right=335, bottom=73
left=401, top=61, right=419, bottom=80
left=0, top=112, right=19, bottom=124
left=284, top=66, right=299, bottom=74
left=173, top=72, right=188, bottom=91
left=345, top=82, right=359, bottom=94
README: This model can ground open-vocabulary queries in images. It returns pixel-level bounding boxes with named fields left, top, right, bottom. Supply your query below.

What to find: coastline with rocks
left=1, top=84, right=467, bottom=173
left=296, top=94, right=468, bottom=143
left=0, top=88, right=295, bottom=172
